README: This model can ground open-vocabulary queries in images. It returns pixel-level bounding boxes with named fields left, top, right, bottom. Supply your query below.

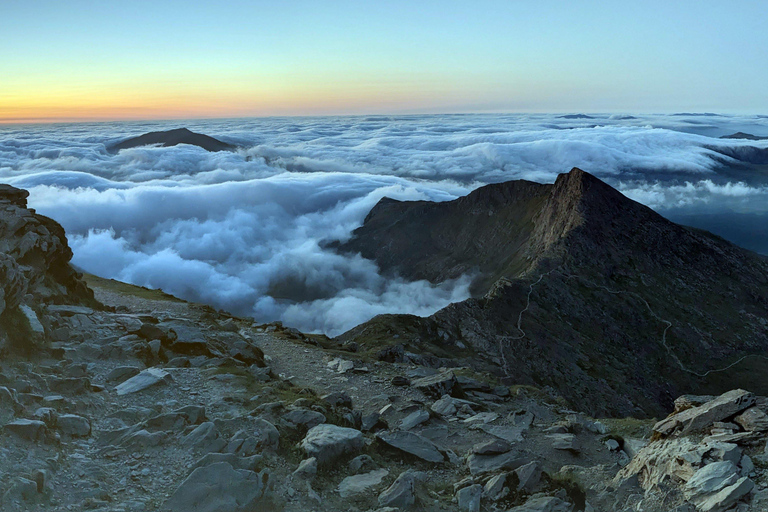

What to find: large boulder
left=376, top=431, right=445, bottom=463
left=162, top=462, right=273, bottom=512
left=300, top=424, right=365, bottom=465
left=654, top=390, right=755, bottom=436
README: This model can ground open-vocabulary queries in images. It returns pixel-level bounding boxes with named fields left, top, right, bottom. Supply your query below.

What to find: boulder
left=280, top=409, right=326, bottom=432
left=684, top=461, right=739, bottom=499
left=733, top=407, right=768, bottom=432
left=412, top=371, right=462, bottom=399
left=697, top=476, right=754, bottom=512
left=293, top=457, right=318, bottom=480
left=376, top=431, right=445, bottom=463
left=654, top=390, right=755, bottom=436
left=337, top=468, right=389, bottom=498
left=515, top=461, right=543, bottom=492
left=115, top=367, right=171, bottom=395
left=456, top=483, right=482, bottom=512
left=300, top=424, right=364, bottom=465
left=378, top=470, right=425, bottom=509
left=162, top=462, right=273, bottom=512
left=547, top=433, right=580, bottom=453
left=4, top=419, right=46, bottom=441
left=183, top=422, right=226, bottom=453
left=483, top=473, right=509, bottom=501
left=57, top=414, right=91, bottom=437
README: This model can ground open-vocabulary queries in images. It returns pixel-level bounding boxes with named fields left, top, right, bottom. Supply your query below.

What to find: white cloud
left=1, top=114, right=768, bottom=335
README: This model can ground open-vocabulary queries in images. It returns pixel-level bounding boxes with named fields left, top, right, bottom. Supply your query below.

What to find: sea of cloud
left=1, top=113, right=767, bottom=335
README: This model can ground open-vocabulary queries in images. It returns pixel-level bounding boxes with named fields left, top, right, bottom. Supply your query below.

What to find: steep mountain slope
left=108, top=128, right=236, bottom=153
left=336, top=168, right=768, bottom=417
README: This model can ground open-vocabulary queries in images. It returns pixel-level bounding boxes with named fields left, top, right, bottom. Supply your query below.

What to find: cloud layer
left=2, top=114, right=768, bottom=335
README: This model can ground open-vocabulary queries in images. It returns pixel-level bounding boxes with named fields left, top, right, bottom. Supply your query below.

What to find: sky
left=1, top=0, right=767, bottom=122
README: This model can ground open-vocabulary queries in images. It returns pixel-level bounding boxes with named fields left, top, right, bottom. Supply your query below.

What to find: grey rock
left=191, top=453, right=263, bottom=472
left=697, top=476, right=754, bottom=512
left=300, top=424, right=364, bottom=465
left=115, top=368, right=171, bottom=395
left=378, top=469, right=425, bottom=509
left=654, top=390, right=755, bottom=436
left=399, top=409, right=430, bottom=430
left=162, top=462, right=273, bottom=512
left=476, top=424, right=525, bottom=443
left=57, top=414, right=91, bottom=437
left=338, top=468, right=389, bottom=498
left=472, top=439, right=513, bottom=455
left=293, top=457, right=318, bottom=480
left=182, top=422, right=226, bottom=453
left=483, top=473, right=509, bottom=500
left=2, top=477, right=38, bottom=505
left=349, top=455, right=378, bottom=474
left=547, top=433, right=580, bottom=453
left=684, top=461, right=739, bottom=498
left=376, top=430, right=445, bottom=463
left=431, top=395, right=477, bottom=417
left=4, top=419, right=46, bottom=441
left=733, top=407, right=768, bottom=432
left=605, top=439, right=620, bottom=451
left=515, top=461, right=542, bottom=492
left=106, top=365, right=141, bottom=383
left=361, top=412, right=387, bottom=432
left=321, top=391, right=353, bottom=409
left=280, top=409, right=326, bottom=432
left=456, top=483, right=482, bottom=512
left=467, top=451, right=528, bottom=475
left=412, top=371, right=461, bottom=399
left=507, top=496, right=572, bottom=512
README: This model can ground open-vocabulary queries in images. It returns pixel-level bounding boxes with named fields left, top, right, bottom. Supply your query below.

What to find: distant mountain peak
left=108, top=128, right=236, bottom=153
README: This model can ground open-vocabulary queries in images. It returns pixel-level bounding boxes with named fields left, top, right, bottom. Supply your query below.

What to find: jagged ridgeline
left=0, top=185, right=98, bottom=352
left=336, top=168, right=768, bottom=418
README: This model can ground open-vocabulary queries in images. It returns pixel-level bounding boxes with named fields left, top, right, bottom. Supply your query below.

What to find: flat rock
left=116, top=368, right=171, bottom=395
left=654, top=390, right=755, bottom=436
left=280, top=409, right=326, bottom=432
left=547, top=433, right=580, bottom=453
left=685, top=461, right=739, bottom=498
left=476, top=424, right=525, bottom=443
left=162, top=462, right=272, bottom=512
left=337, top=468, right=389, bottom=498
left=300, top=424, right=364, bottom=465
left=376, top=431, right=445, bottom=463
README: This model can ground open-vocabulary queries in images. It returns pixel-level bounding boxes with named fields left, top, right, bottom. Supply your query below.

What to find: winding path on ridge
left=498, top=267, right=768, bottom=379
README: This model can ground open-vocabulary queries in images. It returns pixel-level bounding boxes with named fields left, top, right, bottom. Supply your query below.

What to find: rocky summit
left=2, top=175, right=768, bottom=511
left=337, top=168, right=768, bottom=418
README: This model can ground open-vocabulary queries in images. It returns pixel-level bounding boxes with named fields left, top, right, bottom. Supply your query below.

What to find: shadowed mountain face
left=108, top=128, right=236, bottom=153
left=337, top=168, right=768, bottom=417
left=720, top=132, right=768, bottom=140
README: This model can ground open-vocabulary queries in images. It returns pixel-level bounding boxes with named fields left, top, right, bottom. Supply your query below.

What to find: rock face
left=336, top=168, right=768, bottom=417
left=108, top=128, right=236, bottom=153
left=654, top=389, right=755, bottom=436
left=0, top=184, right=97, bottom=352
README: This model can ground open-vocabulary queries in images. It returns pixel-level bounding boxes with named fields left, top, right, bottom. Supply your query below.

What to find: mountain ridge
left=336, top=168, right=768, bottom=417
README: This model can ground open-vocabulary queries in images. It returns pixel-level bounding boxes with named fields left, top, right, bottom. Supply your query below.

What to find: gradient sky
left=1, top=0, right=766, bottom=122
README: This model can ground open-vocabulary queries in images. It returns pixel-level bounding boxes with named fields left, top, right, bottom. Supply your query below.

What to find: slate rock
left=162, top=462, right=273, bottom=512
left=4, top=419, right=46, bottom=441
left=412, top=371, right=462, bottom=399
left=338, top=468, right=389, bottom=498
left=376, top=430, right=445, bottom=463
left=456, top=483, right=482, bottom=512
left=116, top=368, right=171, bottom=395
left=378, top=469, right=425, bottom=509
left=654, top=390, right=755, bottom=436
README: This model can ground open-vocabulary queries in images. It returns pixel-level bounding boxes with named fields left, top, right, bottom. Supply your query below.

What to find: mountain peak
left=108, top=128, right=236, bottom=153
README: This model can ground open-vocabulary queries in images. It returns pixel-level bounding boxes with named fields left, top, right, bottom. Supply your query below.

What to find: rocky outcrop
left=336, top=169, right=768, bottom=417
left=0, top=184, right=97, bottom=352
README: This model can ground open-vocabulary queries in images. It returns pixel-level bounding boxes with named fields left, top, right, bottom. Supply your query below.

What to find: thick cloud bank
left=2, top=114, right=768, bottom=335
